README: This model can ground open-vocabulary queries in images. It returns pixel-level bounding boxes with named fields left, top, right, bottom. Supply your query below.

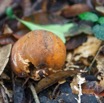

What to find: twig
left=29, top=83, right=40, bottom=103
left=88, top=45, right=104, bottom=72
left=52, top=83, right=60, bottom=99
left=22, top=77, right=29, bottom=87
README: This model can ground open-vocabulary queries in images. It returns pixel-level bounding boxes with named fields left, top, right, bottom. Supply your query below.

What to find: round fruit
left=11, top=30, right=66, bottom=80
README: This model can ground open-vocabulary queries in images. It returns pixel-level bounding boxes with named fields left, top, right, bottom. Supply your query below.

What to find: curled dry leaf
left=74, top=36, right=102, bottom=61
left=61, top=4, right=90, bottom=18
left=0, top=44, right=12, bottom=75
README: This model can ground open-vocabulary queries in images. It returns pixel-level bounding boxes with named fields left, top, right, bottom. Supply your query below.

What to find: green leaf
left=5, top=7, right=15, bottom=19
left=5, top=7, right=75, bottom=43
left=78, top=12, right=99, bottom=22
left=98, top=17, right=104, bottom=24
left=92, top=24, right=104, bottom=40
left=16, top=17, right=74, bottom=43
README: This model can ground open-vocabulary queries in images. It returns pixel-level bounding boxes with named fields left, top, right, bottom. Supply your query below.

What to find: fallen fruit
left=11, top=30, right=66, bottom=80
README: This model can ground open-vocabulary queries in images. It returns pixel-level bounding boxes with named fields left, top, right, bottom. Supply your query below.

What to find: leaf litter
left=0, top=0, right=104, bottom=103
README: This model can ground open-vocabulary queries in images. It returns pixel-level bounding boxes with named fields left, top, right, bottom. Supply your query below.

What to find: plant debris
left=0, top=0, right=104, bottom=103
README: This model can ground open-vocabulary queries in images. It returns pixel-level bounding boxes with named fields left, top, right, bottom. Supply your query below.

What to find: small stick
left=29, top=83, right=40, bottom=103
left=88, top=45, right=104, bottom=71
left=52, top=83, right=60, bottom=99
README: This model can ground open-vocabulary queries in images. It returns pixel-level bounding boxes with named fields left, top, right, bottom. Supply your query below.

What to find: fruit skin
left=11, top=30, right=66, bottom=80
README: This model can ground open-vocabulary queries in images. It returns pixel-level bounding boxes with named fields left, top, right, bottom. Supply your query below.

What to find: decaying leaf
left=3, top=24, right=13, bottom=36
left=81, top=80, right=104, bottom=96
left=65, top=23, right=92, bottom=37
left=61, top=4, right=90, bottom=18
left=96, top=6, right=104, bottom=15
left=0, top=44, right=12, bottom=75
left=18, top=12, right=67, bottom=27
left=35, top=70, right=79, bottom=93
left=96, top=55, right=104, bottom=73
left=74, top=36, right=102, bottom=61
left=65, top=52, right=79, bottom=70
left=70, top=74, right=85, bottom=94
left=66, top=34, right=87, bottom=50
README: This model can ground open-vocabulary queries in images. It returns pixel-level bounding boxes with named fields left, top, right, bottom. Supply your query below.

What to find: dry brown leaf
left=3, top=25, right=13, bottom=36
left=0, top=44, right=12, bottom=75
left=95, top=54, right=104, bottom=93
left=96, top=6, right=104, bottom=15
left=66, top=34, right=87, bottom=50
left=74, top=36, right=102, bottom=61
left=35, top=70, right=79, bottom=93
left=96, top=55, right=104, bottom=73
left=18, top=12, right=67, bottom=30
left=0, top=36, right=16, bottom=45
left=61, top=4, right=90, bottom=18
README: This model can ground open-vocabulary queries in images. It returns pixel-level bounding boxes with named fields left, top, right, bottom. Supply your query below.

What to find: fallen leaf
left=3, top=24, right=13, bottom=36
left=65, top=23, right=92, bottom=37
left=13, top=29, right=29, bottom=39
left=66, top=34, right=87, bottom=50
left=79, top=12, right=98, bottom=22
left=35, top=70, right=79, bottom=93
left=82, top=80, right=104, bottom=96
left=98, top=17, right=104, bottom=24
left=0, top=44, right=12, bottom=75
left=93, top=24, right=104, bottom=40
left=96, top=55, right=104, bottom=73
left=61, top=4, right=90, bottom=18
left=19, top=12, right=68, bottom=27
left=74, top=36, right=101, bottom=61
left=96, top=6, right=104, bottom=15
left=0, top=36, right=16, bottom=45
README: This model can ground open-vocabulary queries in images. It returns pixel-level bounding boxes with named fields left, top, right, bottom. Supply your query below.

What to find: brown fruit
left=11, top=30, right=66, bottom=80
